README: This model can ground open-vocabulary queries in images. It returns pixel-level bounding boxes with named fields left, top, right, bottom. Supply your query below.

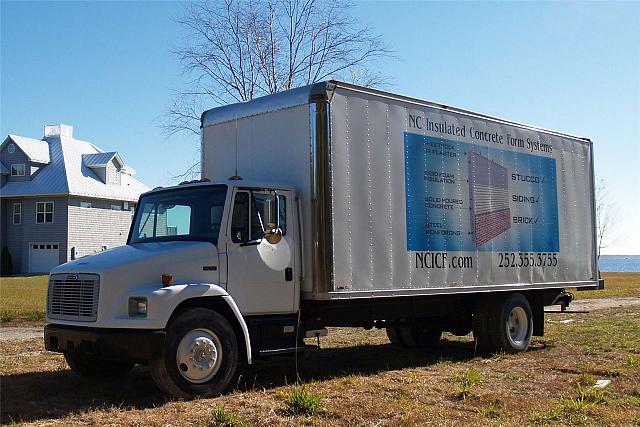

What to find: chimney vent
left=44, top=124, right=73, bottom=138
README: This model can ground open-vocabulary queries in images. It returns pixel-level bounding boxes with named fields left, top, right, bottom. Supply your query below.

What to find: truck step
left=258, top=345, right=318, bottom=357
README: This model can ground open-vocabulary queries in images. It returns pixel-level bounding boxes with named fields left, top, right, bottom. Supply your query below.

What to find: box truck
left=44, top=81, right=600, bottom=398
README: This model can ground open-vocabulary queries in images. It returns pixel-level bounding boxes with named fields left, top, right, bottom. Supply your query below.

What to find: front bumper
left=44, top=324, right=165, bottom=362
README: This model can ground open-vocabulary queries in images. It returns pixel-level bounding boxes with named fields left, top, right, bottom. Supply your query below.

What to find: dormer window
left=11, top=164, right=25, bottom=176
left=82, top=151, right=128, bottom=185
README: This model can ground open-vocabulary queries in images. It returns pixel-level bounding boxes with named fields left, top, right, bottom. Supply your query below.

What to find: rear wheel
left=473, top=293, right=533, bottom=354
left=387, top=323, right=442, bottom=348
left=400, top=324, right=442, bottom=348
left=386, top=325, right=405, bottom=346
left=150, top=308, right=238, bottom=399
left=64, top=353, right=134, bottom=379
left=496, top=293, right=533, bottom=353
left=472, top=302, right=493, bottom=353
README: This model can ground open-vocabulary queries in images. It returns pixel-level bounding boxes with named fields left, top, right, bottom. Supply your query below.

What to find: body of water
left=599, top=255, right=640, bottom=272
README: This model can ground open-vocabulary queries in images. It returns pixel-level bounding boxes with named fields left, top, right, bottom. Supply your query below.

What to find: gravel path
left=545, top=296, right=640, bottom=312
left=0, top=327, right=43, bottom=342
left=1, top=297, right=638, bottom=342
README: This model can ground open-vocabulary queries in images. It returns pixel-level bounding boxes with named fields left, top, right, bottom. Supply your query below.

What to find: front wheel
left=64, top=353, right=134, bottom=379
left=150, top=308, right=238, bottom=399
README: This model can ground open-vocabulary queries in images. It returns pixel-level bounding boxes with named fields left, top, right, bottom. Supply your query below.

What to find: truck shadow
left=0, top=338, right=546, bottom=423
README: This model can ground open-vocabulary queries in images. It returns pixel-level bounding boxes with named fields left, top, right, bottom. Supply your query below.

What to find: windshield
left=129, top=185, right=227, bottom=244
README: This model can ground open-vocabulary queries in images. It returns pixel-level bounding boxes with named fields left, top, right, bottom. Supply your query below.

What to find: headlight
left=128, top=297, right=148, bottom=317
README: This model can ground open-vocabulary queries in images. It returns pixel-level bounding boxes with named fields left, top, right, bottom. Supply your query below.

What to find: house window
left=13, top=203, right=21, bottom=224
left=101, top=245, right=108, bottom=251
left=11, top=164, right=25, bottom=176
left=111, top=204, right=122, bottom=211
left=36, top=202, right=54, bottom=223
left=123, top=201, right=129, bottom=211
left=80, top=201, right=92, bottom=209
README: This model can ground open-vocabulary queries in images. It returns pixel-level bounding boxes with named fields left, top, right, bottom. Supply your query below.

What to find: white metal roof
left=1, top=134, right=149, bottom=202
left=3, top=135, right=51, bottom=163
left=82, top=151, right=123, bottom=168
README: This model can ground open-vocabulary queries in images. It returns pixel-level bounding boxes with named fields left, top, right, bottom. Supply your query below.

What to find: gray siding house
left=0, top=124, right=149, bottom=274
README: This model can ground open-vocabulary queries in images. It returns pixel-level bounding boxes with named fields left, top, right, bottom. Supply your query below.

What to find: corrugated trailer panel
left=200, top=81, right=598, bottom=301
left=326, top=86, right=597, bottom=298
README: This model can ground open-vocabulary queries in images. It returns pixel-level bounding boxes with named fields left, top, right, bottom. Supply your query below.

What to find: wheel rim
left=175, top=328, right=222, bottom=384
left=506, top=307, right=529, bottom=347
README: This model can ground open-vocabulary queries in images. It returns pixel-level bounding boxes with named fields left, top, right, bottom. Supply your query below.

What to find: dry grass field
left=0, top=273, right=639, bottom=426
left=1, top=272, right=638, bottom=326
left=0, top=275, right=48, bottom=324
left=1, top=307, right=639, bottom=426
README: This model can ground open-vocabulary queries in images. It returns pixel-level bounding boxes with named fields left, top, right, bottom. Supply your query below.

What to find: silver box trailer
left=44, top=81, right=600, bottom=399
left=202, top=81, right=599, bottom=301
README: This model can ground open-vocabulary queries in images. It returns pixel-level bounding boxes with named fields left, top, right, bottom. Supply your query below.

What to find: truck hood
left=51, top=241, right=220, bottom=287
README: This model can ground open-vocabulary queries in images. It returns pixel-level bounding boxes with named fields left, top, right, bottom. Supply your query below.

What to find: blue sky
left=2, top=1, right=638, bottom=254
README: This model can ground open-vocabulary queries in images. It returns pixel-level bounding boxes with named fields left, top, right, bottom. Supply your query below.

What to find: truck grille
left=47, top=274, right=100, bottom=322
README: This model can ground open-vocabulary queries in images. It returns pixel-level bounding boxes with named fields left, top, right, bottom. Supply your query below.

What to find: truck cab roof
left=144, top=179, right=295, bottom=197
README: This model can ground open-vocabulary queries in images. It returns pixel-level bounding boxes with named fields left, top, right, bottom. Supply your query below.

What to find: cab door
left=225, top=189, right=296, bottom=314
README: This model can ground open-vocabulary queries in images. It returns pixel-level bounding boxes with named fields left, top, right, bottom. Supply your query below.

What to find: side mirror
left=261, top=192, right=282, bottom=244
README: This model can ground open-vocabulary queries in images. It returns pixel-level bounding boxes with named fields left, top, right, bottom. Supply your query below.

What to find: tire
left=386, top=325, right=406, bottom=346
left=472, top=302, right=493, bottom=354
left=474, top=293, right=533, bottom=354
left=64, top=353, right=134, bottom=379
left=150, top=308, right=238, bottom=399
left=492, top=293, right=533, bottom=353
left=399, top=323, right=442, bottom=348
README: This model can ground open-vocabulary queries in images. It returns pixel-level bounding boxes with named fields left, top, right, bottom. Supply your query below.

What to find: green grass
left=453, top=369, right=483, bottom=400
left=575, top=272, right=640, bottom=299
left=204, top=407, right=248, bottom=427
left=0, top=275, right=48, bottom=324
left=281, top=385, right=322, bottom=416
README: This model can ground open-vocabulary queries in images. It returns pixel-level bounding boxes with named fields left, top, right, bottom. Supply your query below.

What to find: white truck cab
left=46, top=180, right=302, bottom=397
left=45, top=81, right=600, bottom=399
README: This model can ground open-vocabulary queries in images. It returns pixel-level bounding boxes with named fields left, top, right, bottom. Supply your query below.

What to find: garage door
left=29, top=243, right=60, bottom=273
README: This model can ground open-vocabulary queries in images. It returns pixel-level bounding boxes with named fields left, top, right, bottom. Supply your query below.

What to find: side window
left=13, top=203, right=21, bottom=225
left=250, top=193, right=287, bottom=240
left=231, top=191, right=286, bottom=243
left=250, top=195, right=266, bottom=241
left=231, top=192, right=249, bottom=243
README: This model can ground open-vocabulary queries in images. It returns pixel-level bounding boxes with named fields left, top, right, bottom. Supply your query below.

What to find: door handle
left=285, top=268, right=293, bottom=282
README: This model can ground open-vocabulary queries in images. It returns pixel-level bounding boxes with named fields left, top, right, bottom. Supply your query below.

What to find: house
left=0, top=124, right=149, bottom=274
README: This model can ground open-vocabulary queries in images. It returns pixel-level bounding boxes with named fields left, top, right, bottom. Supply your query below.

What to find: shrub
left=480, top=401, right=503, bottom=419
left=577, top=372, right=596, bottom=386
left=562, top=383, right=607, bottom=411
left=530, top=407, right=562, bottom=425
left=283, top=385, right=322, bottom=416
left=1, top=311, right=15, bottom=323
left=206, top=407, right=247, bottom=427
left=453, top=369, right=483, bottom=400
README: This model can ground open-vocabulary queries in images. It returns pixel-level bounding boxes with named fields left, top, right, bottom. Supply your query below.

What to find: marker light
left=128, top=297, right=148, bottom=317
left=162, top=274, right=174, bottom=287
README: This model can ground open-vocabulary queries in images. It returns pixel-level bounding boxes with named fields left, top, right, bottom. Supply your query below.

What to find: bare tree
left=164, top=0, right=392, bottom=138
left=595, top=178, right=619, bottom=260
